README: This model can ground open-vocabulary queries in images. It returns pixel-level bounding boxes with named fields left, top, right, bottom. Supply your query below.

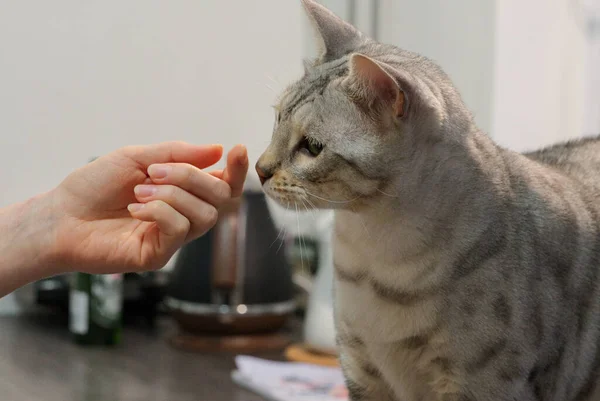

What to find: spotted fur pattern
left=257, top=1, right=600, bottom=400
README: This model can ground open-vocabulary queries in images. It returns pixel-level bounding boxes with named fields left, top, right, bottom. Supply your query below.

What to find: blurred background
left=0, top=1, right=599, bottom=400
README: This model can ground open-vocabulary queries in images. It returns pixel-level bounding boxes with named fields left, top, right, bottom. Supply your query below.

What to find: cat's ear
left=345, top=54, right=406, bottom=118
left=301, top=0, right=364, bottom=62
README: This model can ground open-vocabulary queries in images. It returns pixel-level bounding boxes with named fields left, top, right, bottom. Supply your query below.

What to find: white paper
left=232, top=355, right=348, bottom=401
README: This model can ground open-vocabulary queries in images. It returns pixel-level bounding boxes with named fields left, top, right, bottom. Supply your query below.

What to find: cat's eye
left=299, top=137, right=324, bottom=157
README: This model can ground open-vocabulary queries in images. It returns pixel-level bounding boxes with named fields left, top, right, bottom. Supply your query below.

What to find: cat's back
left=524, top=134, right=600, bottom=194
left=444, top=147, right=600, bottom=401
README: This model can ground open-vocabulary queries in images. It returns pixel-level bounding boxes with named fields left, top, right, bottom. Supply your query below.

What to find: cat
left=256, top=0, right=600, bottom=400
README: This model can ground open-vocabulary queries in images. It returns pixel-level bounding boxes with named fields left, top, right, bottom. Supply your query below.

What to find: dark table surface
left=0, top=312, right=297, bottom=401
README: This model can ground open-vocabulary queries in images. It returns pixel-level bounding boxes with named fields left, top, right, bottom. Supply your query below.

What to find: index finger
left=222, top=144, right=248, bottom=197
left=126, top=141, right=224, bottom=170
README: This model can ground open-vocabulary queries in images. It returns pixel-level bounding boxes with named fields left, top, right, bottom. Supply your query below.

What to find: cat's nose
left=255, top=163, right=273, bottom=185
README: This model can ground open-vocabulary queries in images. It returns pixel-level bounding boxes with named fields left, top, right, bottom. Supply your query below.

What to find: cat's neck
left=334, top=129, right=506, bottom=259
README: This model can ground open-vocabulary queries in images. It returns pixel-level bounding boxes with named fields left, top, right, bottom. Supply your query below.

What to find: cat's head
left=257, top=0, right=470, bottom=210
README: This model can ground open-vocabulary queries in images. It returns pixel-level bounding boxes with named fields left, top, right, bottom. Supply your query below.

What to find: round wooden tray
left=169, top=332, right=291, bottom=353
left=284, top=343, right=339, bottom=367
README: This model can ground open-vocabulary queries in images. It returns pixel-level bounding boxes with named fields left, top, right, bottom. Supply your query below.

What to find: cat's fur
left=257, top=1, right=600, bottom=400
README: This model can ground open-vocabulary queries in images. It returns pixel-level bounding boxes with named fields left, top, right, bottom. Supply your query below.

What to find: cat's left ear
left=302, top=0, right=364, bottom=62
left=345, top=54, right=406, bottom=118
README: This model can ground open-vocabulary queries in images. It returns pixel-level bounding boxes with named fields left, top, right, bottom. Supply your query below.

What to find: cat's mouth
left=256, top=163, right=362, bottom=210
left=262, top=180, right=310, bottom=208
left=262, top=179, right=362, bottom=211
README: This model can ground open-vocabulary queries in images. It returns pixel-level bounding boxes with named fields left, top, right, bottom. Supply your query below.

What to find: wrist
left=0, top=189, right=67, bottom=296
left=3, top=190, right=64, bottom=277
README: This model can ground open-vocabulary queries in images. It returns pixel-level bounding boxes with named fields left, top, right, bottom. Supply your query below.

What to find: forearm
left=0, top=192, right=61, bottom=297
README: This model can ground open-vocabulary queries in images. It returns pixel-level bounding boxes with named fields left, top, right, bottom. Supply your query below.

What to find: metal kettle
left=165, top=188, right=295, bottom=335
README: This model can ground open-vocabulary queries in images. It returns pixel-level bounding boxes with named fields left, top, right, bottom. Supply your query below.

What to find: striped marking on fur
left=466, top=339, right=508, bottom=373
left=335, top=263, right=439, bottom=307
left=452, top=221, right=508, bottom=280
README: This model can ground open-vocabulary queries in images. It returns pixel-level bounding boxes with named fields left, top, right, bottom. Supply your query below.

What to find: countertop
left=0, top=312, right=297, bottom=401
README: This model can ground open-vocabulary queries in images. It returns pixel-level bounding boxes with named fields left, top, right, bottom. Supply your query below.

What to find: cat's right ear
left=345, top=54, right=407, bottom=119
left=301, top=0, right=364, bottom=63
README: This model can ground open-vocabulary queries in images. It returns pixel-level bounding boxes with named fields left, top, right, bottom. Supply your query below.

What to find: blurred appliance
left=165, top=187, right=295, bottom=339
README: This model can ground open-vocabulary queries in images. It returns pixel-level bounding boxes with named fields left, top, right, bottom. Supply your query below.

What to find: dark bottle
left=69, top=272, right=124, bottom=345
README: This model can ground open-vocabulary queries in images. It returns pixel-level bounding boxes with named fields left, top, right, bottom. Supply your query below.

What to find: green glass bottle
left=69, top=273, right=124, bottom=345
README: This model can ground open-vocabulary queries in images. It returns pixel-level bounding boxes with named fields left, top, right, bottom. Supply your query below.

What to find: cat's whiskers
left=274, top=201, right=291, bottom=254
left=255, top=79, right=277, bottom=94
left=356, top=213, right=372, bottom=238
left=270, top=215, right=287, bottom=249
left=276, top=226, right=287, bottom=254
left=294, top=203, right=307, bottom=276
left=304, top=196, right=319, bottom=212
left=377, top=187, right=399, bottom=198
left=264, top=73, right=281, bottom=88
left=305, top=190, right=361, bottom=205
left=300, top=198, right=317, bottom=219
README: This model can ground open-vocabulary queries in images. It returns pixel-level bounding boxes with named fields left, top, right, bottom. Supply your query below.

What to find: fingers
left=126, top=144, right=248, bottom=249
left=125, top=141, right=224, bottom=170
left=133, top=184, right=218, bottom=239
left=221, top=144, right=249, bottom=197
left=147, top=163, right=232, bottom=207
left=145, top=145, right=248, bottom=206
left=127, top=200, right=190, bottom=256
left=209, top=170, right=224, bottom=180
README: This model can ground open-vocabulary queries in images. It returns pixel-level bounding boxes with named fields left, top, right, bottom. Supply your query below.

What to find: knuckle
left=147, top=200, right=168, bottom=215
left=175, top=217, right=191, bottom=237
left=138, top=257, right=164, bottom=272
left=122, top=145, right=141, bottom=158
left=184, top=164, right=196, bottom=182
left=172, top=140, right=188, bottom=148
left=163, top=185, right=178, bottom=202
left=203, top=206, right=219, bottom=227
left=213, top=180, right=231, bottom=203
left=149, top=200, right=165, bottom=211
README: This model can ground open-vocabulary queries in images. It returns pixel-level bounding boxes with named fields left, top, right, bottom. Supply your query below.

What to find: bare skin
left=0, top=141, right=248, bottom=297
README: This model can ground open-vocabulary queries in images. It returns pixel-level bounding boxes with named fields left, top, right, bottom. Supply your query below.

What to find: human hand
left=47, top=141, right=248, bottom=273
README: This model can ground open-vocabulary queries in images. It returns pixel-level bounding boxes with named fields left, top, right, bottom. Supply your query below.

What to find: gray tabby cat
left=256, top=1, right=600, bottom=400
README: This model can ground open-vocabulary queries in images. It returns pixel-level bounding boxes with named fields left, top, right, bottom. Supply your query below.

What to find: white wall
left=376, top=0, right=588, bottom=152
left=492, top=0, right=587, bottom=151
left=377, top=0, right=496, bottom=135
left=0, top=1, right=304, bottom=208
left=580, top=0, right=600, bottom=136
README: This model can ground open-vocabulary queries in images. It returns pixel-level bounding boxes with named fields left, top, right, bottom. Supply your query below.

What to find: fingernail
left=127, top=203, right=144, bottom=213
left=236, top=145, right=248, bottom=165
left=134, top=185, right=157, bottom=197
left=148, top=164, right=170, bottom=179
left=237, top=154, right=248, bottom=165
